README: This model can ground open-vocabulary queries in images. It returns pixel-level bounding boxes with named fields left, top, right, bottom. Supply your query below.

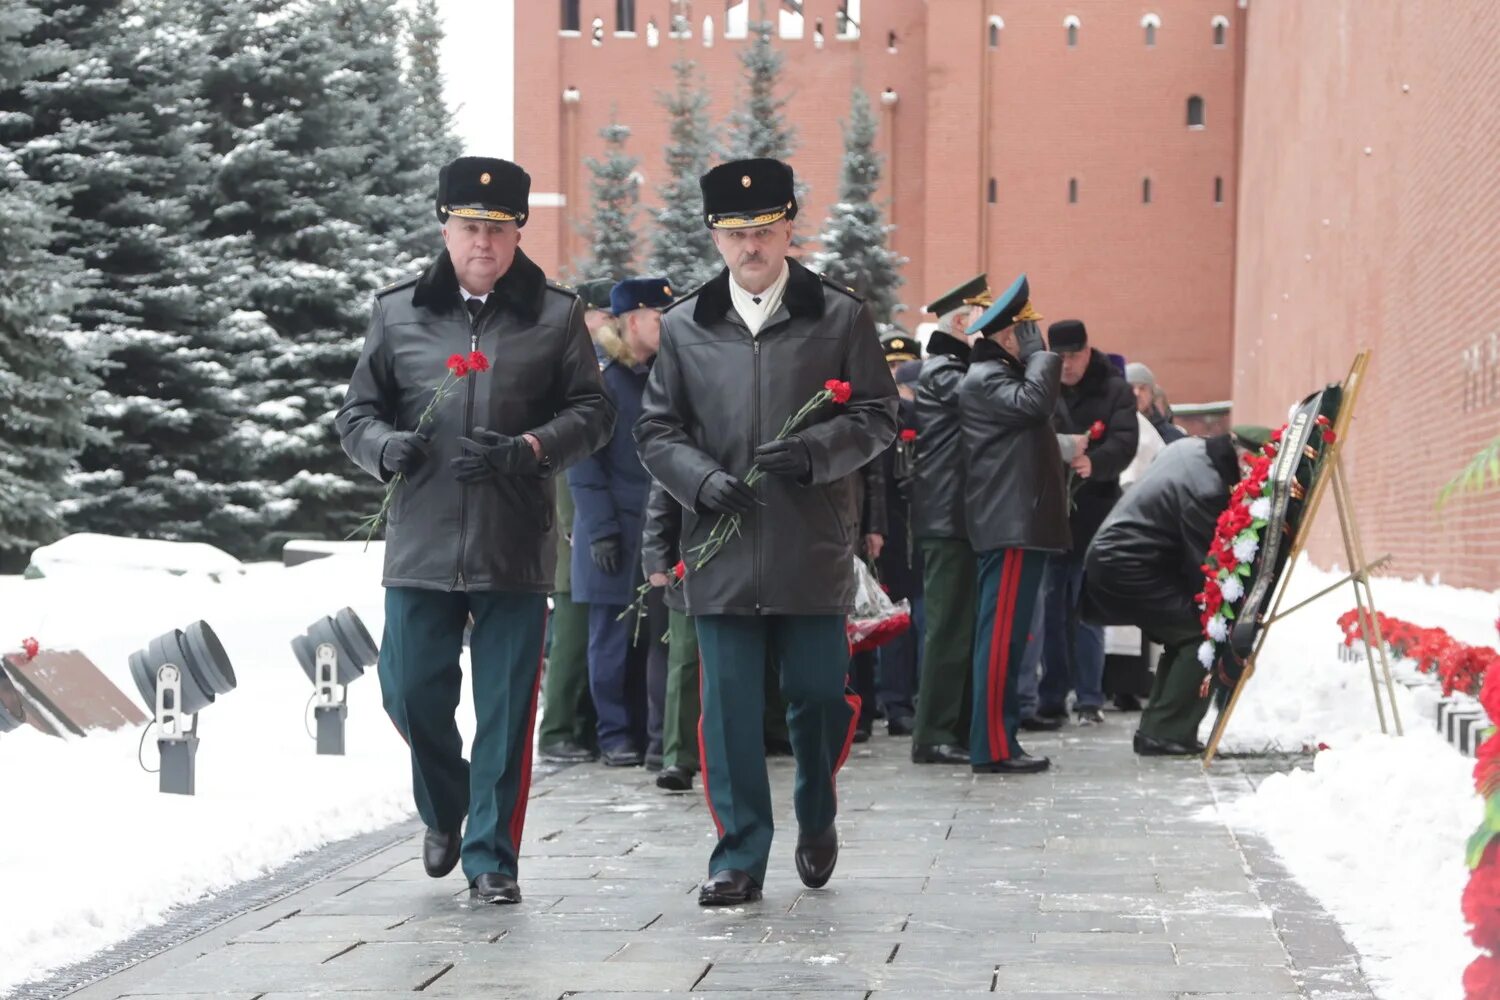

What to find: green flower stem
left=350, top=370, right=465, bottom=549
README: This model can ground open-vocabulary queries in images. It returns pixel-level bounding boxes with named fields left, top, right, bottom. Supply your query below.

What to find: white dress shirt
left=728, top=261, right=790, bottom=337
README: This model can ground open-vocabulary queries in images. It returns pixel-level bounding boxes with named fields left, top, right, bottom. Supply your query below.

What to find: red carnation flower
left=673, top=561, right=686, bottom=581
left=447, top=353, right=469, bottom=377
left=1323, top=430, right=1337, bottom=444
left=1316, top=414, right=1331, bottom=427
left=1270, top=426, right=1284, bottom=444
left=20, top=637, right=39, bottom=661
left=1464, top=952, right=1500, bottom=1000
left=825, top=379, right=852, bottom=405
left=900, top=428, right=917, bottom=442
left=1089, top=420, right=1106, bottom=441
left=1463, top=845, right=1500, bottom=951
left=467, top=350, right=490, bottom=373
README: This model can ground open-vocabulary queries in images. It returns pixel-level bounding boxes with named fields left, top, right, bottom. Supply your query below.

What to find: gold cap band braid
left=706, top=204, right=793, bottom=230
left=446, top=205, right=525, bottom=224
left=1015, top=301, right=1043, bottom=323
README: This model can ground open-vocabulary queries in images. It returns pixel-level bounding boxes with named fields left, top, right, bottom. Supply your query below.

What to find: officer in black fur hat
left=337, top=156, right=614, bottom=905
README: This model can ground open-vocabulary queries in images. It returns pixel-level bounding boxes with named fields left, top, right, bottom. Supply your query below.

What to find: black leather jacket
left=634, top=260, right=898, bottom=616
left=911, top=330, right=970, bottom=541
left=337, top=249, right=614, bottom=591
left=959, top=337, right=1071, bottom=554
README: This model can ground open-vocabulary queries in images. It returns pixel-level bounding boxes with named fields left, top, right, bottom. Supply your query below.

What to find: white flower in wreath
left=1233, top=536, right=1260, bottom=564
left=1249, top=497, right=1271, bottom=520
left=1206, top=614, right=1230, bottom=642
left=1198, top=640, right=1217, bottom=668
left=1219, top=575, right=1244, bottom=604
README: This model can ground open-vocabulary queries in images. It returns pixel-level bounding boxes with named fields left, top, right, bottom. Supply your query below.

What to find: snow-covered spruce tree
left=197, top=0, right=418, bottom=548
left=648, top=57, right=719, bottom=292
left=810, top=87, right=907, bottom=325
left=4, top=0, right=270, bottom=553
left=0, top=0, right=99, bottom=569
left=577, top=118, right=640, bottom=282
left=724, top=7, right=807, bottom=243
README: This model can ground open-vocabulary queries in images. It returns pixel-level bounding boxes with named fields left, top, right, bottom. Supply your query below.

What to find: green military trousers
left=537, top=589, right=596, bottom=750
left=379, top=587, right=548, bottom=883
left=913, top=538, right=977, bottom=748
left=970, top=548, right=1048, bottom=765
left=662, top=608, right=701, bottom=772
left=695, top=614, right=859, bottom=887
left=1138, top=620, right=1214, bottom=745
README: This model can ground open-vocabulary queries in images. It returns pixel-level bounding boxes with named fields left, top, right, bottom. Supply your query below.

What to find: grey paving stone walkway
left=57, top=722, right=1374, bottom=999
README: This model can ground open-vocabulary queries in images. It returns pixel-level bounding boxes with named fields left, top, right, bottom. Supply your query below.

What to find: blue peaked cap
left=610, top=277, right=676, bottom=316
left=971, top=273, right=1031, bottom=336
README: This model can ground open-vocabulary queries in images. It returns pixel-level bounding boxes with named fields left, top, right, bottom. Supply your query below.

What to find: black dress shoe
left=1113, top=693, right=1144, bottom=711
left=600, top=747, right=644, bottom=767
left=1076, top=707, right=1105, bottom=726
left=539, top=739, right=597, bottom=763
left=655, top=765, right=695, bottom=791
left=851, top=726, right=871, bottom=744
left=469, top=872, right=521, bottom=904
left=972, top=753, right=1051, bottom=774
left=1019, top=715, right=1065, bottom=732
left=911, top=743, right=969, bottom=765
left=698, top=869, right=762, bottom=906
left=764, top=737, right=794, bottom=757
left=1133, top=732, right=1205, bottom=757
left=422, top=827, right=461, bottom=878
left=644, top=750, right=664, bottom=772
left=885, top=716, right=915, bottom=737
left=794, top=823, right=838, bottom=888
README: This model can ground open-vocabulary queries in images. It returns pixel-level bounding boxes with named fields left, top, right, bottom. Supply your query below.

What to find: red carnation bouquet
left=353, top=351, right=490, bottom=546
left=689, top=379, right=854, bottom=570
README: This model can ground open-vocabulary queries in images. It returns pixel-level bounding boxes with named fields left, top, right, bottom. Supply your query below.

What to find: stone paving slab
left=40, top=720, right=1374, bottom=999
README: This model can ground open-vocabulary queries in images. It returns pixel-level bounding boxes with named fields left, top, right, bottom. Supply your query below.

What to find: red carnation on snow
left=467, top=350, right=490, bottom=373
left=1464, top=844, right=1500, bottom=951
left=825, top=379, right=852, bottom=405
left=1464, top=952, right=1500, bottom=1000
left=19, top=637, right=39, bottom=661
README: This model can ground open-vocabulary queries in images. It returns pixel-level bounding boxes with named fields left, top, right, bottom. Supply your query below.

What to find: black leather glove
left=590, top=536, right=621, bottom=575
left=452, top=427, right=541, bottom=483
left=380, top=432, right=430, bottom=475
left=1014, top=321, right=1044, bottom=361
left=698, top=470, right=757, bottom=515
left=753, top=437, right=812, bottom=481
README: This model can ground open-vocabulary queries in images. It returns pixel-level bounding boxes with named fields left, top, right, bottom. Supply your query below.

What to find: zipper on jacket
left=752, top=337, right=762, bottom=612
left=454, top=324, right=479, bottom=590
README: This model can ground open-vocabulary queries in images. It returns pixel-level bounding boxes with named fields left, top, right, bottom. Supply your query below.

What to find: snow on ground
left=0, top=544, right=473, bottom=995
left=1212, top=556, right=1490, bottom=1000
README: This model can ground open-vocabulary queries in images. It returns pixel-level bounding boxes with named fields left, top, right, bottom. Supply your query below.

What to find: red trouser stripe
left=696, top=656, right=725, bottom=839
left=986, top=550, right=1022, bottom=761
left=507, top=609, right=549, bottom=852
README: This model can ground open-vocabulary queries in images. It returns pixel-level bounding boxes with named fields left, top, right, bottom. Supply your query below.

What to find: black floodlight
left=128, top=621, right=237, bottom=795
left=291, top=608, right=378, bottom=756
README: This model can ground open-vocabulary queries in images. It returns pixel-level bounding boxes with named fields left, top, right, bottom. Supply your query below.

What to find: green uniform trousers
left=1139, top=621, right=1214, bottom=744
left=662, top=609, right=701, bottom=771
left=379, top=587, right=547, bottom=882
left=695, top=614, right=859, bottom=886
left=913, top=538, right=977, bottom=748
left=537, top=590, right=596, bottom=749
left=970, top=549, right=1048, bottom=765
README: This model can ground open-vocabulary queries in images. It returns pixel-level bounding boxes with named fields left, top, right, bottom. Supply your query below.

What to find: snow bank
left=25, top=532, right=246, bottom=582
left=1217, top=557, right=1492, bottom=1000
left=0, top=548, right=443, bottom=993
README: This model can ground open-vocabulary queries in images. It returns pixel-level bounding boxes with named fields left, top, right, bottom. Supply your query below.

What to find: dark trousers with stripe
left=695, top=614, right=859, bottom=886
left=378, top=588, right=547, bottom=882
left=662, top=609, right=701, bottom=771
left=970, top=549, right=1049, bottom=765
left=914, top=539, right=977, bottom=748
left=537, top=590, right=596, bottom=750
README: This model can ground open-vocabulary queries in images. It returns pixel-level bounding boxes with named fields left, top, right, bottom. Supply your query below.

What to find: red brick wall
left=1233, top=0, right=1500, bottom=589
left=513, top=0, right=1242, bottom=402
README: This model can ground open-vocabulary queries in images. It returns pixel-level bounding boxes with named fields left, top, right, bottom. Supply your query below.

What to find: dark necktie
left=752, top=296, right=762, bottom=306
left=465, top=298, right=483, bottom=323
